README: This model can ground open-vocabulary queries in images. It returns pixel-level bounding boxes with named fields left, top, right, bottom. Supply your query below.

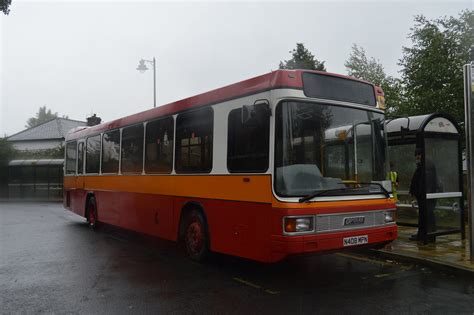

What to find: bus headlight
left=383, top=210, right=396, bottom=223
left=284, top=217, right=314, bottom=233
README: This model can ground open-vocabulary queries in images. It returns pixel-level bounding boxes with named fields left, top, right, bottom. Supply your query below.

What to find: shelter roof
left=386, top=113, right=459, bottom=135
left=8, top=159, right=64, bottom=166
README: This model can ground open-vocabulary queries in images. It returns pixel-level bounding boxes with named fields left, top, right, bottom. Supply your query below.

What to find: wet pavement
left=378, top=226, right=473, bottom=273
left=1, top=202, right=474, bottom=314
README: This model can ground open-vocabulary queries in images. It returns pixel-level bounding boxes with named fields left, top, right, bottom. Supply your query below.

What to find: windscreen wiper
left=298, top=182, right=390, bottom=203
left=298, top=187, right=355, bottom=203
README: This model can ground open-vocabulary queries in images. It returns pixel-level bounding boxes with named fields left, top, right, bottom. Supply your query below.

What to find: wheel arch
left=178, top=201, right=210, bottom=243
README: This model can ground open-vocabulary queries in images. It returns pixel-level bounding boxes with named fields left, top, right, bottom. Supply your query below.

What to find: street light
left=136, top=57, right=156, bottom=108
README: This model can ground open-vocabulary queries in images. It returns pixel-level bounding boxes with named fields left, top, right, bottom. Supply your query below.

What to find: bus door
left=353, top=117, right=384, bottom=183
left=76, top=141, right=86, bottom=205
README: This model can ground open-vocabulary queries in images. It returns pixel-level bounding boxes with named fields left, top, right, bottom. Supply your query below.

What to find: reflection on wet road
left=1, top=202, right=473, bottom=314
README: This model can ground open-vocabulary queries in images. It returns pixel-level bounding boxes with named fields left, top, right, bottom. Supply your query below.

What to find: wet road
left=1, top=202, right=473, bottom=314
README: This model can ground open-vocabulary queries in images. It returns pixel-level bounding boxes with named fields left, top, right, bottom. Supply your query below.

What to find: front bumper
left=269, top=224, right=397, bottom=262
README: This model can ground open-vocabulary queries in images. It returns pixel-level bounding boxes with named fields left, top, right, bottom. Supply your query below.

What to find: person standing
left=387, top=161, right=399, bottom=202
left=409, top=148, right=437, bottom=243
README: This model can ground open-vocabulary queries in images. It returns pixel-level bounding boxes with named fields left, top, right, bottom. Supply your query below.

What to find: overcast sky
left=0, top=0, right=471, bottom=136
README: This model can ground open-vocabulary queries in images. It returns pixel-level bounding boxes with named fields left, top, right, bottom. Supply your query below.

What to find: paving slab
left=374, top=225, right=474, bottom=274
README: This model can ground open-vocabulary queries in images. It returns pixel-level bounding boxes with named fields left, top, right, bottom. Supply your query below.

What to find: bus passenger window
left=102, top=130, right=120, bottom=174
left=121, top=124, right=144, bottom=173
left=145, top=117, right=174, bottom=173
left=65, top=141, right=77, bottom=175
left=227, top=106, right=270, bottom=173
left=86, top=135, right=101, bottom=174
left=77, top=142, right=84, bottom=174
left=175, top=107, right=213, bottom=173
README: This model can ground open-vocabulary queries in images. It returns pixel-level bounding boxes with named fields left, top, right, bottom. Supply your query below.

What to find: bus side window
left=102, top=130, right=120, bottom=174
left=145, top=116, right=174, bottom=174
left=65, top=141, right=77, bottom=175
left=175, top=107, right=213, bottom=173
left=121, top=124, right=144, bottom=174
left=227, top=106, right=270, bottom=173
left=86, top=135, right=101, bottom=174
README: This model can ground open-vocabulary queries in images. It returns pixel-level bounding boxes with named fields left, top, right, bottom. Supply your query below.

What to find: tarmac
left=374, top=225, right=474, bottom=274
left=1, top=199, right=473, bottom=274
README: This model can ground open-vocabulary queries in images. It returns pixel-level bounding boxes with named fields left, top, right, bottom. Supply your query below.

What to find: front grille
left=315, top=210, right=387, bottom=233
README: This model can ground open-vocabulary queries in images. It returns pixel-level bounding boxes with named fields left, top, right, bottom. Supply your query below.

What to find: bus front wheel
left=184, top=210, right=209, bottom=261
left=86, top=196, right=99, bottom=230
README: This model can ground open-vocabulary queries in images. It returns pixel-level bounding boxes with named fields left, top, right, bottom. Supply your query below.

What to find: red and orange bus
left=64, top=70, right=397, bottom=262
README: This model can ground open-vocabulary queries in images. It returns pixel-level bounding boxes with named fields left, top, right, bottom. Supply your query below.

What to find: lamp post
left=464, top=49, right=474, bottom=260
left=137, top=57, right=156, bottom=108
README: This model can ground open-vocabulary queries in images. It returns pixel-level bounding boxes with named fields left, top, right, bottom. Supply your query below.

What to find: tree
left=398, top=10, right=474, bottom=123
left=1, top=0, right=12, bottom=15
left=345, top=44, right=405, bottom=115
left=0, top=137, right=15, bottom=166
left=25, top=106, right=64, bottom=129
left=16, top=145, right=64, bottom=160
left=279, top=43, right=326, bottom=71
left=0, top=137, right=15, bottom=197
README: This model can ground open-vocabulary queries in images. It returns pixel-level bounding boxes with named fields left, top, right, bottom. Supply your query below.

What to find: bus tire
left=86, top=196, right=99, bottom=230
left=183, top=209, right=209, bottom=261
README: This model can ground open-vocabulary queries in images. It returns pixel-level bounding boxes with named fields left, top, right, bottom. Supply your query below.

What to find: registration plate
left=343, top=235, right=368, bottom=247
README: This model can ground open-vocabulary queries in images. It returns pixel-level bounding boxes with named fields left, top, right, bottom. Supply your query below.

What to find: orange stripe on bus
left=64, top=175, right=394, bottom=210
left=64, top=175, right=273, bottom=203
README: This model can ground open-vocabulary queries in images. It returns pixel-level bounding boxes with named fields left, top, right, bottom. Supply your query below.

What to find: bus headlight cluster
left=383, top=210, right=396, bottom=223
left=284, top=216, right=314, bottom=233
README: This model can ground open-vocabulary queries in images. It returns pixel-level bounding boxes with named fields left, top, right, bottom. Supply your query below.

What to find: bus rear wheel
left=184, top=210, right=209, bottom=261
left=86, top=196, right=99, bottom=230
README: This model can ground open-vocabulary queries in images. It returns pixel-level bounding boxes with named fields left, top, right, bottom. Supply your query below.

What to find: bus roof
left=66, top=69, right=379, bottom=140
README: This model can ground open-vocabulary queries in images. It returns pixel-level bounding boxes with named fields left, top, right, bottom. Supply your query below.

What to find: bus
left=64, top=70, right=397, bottom=263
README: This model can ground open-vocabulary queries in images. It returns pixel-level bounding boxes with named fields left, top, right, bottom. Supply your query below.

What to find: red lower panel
left=69, top=189, right=86, bottom=217
left=172, top=198, right=273, bottom=262
left=93, top=190, right=175, bottom=241
left=65, top=189, right=397, bottom=263
left=66, top=189, right=274, bottom=262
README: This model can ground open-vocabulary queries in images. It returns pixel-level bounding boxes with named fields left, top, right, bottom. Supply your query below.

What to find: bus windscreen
left=302, top=73, right=376, bottom=106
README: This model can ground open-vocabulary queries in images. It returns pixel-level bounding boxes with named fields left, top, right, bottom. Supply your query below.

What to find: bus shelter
left=8, top=159, right=64, bottom=200
left=386, top=113, right=465, bottom=239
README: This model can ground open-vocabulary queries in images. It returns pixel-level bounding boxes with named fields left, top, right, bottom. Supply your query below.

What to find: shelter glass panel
left=424, top=138, right=460, bottom=193
left=35, top=166, right=49, bottom=197
left=431, top=197, right=462, bottom=232
left=9, top=166, right=22, bottom=184
left=49, top=166, right=63, bottom=198
left=388, top=144, right=417, bottom=192
left=36, top=166, right=48, bottom=184
left=22, top=166, right=35, bottom=197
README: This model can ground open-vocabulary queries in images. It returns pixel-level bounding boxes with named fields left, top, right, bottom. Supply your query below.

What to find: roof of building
left=8, top=118, right=86, bottom=142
